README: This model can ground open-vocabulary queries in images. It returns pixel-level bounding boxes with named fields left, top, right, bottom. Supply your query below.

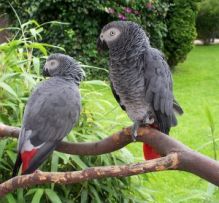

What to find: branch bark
left=0, top=123, right=219, bottom=196
left=0, top=153, right=178, bottom=196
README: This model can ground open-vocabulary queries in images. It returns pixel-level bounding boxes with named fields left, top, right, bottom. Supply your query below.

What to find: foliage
left=0, top=0, right=199, bottom=78
left=164, top=0, right=200, bottom=67
left=0, top=20, right=149, bottom=202
left=86, top=45, right=219, bottom=202
left=196, top=0, right=219, bottom=45
left=146, top=45, right=219, bottom=202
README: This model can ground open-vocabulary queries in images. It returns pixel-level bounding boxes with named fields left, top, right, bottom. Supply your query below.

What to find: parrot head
left=43, top=53, right=84, bottom=84
left=97, top=21, right=148, bottom=52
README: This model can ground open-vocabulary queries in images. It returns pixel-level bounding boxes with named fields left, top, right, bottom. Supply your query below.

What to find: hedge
left=196, top=0, right=219, bottom=44
left=0, top=0, right=200, bottom=79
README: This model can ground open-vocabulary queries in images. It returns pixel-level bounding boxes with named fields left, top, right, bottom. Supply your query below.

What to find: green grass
left=143, top=45, right=219, bottom=202
left=84, top=45, right=219, bottom=202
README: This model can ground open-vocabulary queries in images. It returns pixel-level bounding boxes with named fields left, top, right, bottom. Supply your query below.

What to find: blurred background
left=0, top=0, right=219, bottom=202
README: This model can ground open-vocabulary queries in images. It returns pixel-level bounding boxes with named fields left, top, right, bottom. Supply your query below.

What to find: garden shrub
left=196, top=0, right=219, bottom=44
left=0, top=20, right=150, bottom=202
left=164, top=0, right=200, bottom=67
left=0, top=0, right=200, bottom=78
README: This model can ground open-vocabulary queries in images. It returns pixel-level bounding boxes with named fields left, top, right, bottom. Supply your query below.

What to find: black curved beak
left=97, top=37, right=108, bottom=52
left=42, top=68, right=50, bottom=77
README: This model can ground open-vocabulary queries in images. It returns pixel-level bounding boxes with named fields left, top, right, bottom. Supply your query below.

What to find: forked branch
left=0, top=124, right=218, bottom=196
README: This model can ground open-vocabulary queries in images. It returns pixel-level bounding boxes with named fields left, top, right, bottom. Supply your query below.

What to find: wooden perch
left=0, top=123, right=219, bottom=196
left=0, top=154, right=178, bottom=196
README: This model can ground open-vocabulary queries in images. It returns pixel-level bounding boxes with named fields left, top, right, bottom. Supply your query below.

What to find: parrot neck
left=59, top=64, right=83, bottom=86
left=109, top=37, right=149, bottom=63
left=62, top=76, right=81, bottom=86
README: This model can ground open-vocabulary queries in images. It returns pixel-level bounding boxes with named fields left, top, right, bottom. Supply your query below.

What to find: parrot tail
left=143, top=123, right=161, bottom=160
left=12, top=153, right=22, bottom=177
left=21, top=142, right=56, bottom=175
left=143, top=143, right=160, bottom=160
left=21, top=148, right=38, bottom=174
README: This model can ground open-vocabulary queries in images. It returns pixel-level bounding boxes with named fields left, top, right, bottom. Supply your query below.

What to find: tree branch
left=0, top=153, right=178, bottom=196
left=0, top=123, right=219, bottom=196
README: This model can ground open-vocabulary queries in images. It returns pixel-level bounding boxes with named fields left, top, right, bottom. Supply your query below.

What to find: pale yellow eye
left=50, top=61, right=55, bottom=66
left=110, top=31, right=115, bottom=36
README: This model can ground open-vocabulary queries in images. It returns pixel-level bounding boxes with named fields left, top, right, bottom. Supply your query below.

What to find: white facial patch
left=102, top=27, right=121, bottom=42
left=45, top=59, right=59, bottom=71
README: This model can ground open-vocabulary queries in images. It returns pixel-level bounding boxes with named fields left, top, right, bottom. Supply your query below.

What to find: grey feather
left=21, top=78, right=81, bottom=148
left=14, top=53, right=82, bottom=175
left=98, top=21, right=183, bottom=134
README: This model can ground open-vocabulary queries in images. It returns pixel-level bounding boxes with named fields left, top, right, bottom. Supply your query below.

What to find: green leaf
left=45, top=189, right=62, bottom=203
left=31, top=189, right=44, bottom=203
left=80, top=189, right=88, bottom=203
left=21, top=20, right=40, bottom=29
left=40, top=21, right=70, bottom=27
left=90, top=186, right=102, bottom=203
left=29, top=28, right=43, bottom=40
left=30, top=28, right=38, bottom=39
left=25, top=188, right=39, bottom=196
left=51, top=153, right=59, bottom=189
left=5, top=193, right=16, bottom=203
left=21, top=72, right=37, bottom=87
left=6, top=150, right=17, bottom=164
left=54, top=151, right=70, bottom=164
left=207, top=183, right=217, bottom=197
left=81, top=64, right=109, bottom=73
left=0, top=140, right=7, bottom=159
left=40, top=43, right=65, bottom=52
left=0, top=73, right=19, bottom=82
left=0, top=81, right=18, bottom=97
left=32, top=57, right=40, bottom=76
left=17, top=189, right=25, bottom=203
left=27, top=43, right=47, bottom=55
left=71, top=155, right=87, bottom=169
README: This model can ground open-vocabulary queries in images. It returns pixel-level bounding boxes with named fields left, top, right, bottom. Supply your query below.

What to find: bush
left=0, top=0, right=200, bottom=77
left=164, top=0, right=200, bottom=67
left=0, top=20, right=150, bottom=202
left=196, top=0, right=219, bottom=44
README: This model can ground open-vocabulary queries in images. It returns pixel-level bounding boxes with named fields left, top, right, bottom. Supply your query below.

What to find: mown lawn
left=143, top=45, right=219, bottom=202
left=82, top=45, right=219, bottom=202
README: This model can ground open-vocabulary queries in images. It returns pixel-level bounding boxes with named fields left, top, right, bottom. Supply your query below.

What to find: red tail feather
left=21, top=149, right=37, bottom=173
left=143, top=124, right=160, bottom=160
left=143, top=143, right=160, bottom=160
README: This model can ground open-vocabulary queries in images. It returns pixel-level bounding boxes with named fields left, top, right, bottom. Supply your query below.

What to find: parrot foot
left=131, top=121, right=140, bottom=141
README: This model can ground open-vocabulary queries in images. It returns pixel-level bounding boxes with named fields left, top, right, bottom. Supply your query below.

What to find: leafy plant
left=196, top=0, right=219, bottom=44
left=164, top=0, right=200, bottom=67
left=1, top=0, right=200, bottom=78
left=0, top=16, right=150, bottom=202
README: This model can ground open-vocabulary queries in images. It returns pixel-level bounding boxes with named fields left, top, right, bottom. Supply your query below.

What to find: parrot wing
left=142, top=48, right=183, bottom=134
left=13, top=80, right=80, bottom=176
left=110, top=81, right=126, bottom=111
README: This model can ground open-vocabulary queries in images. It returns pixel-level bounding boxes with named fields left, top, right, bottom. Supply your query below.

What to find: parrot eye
left=50, top=61, right=55, bottom=66
left=110, top=31, right=115, bottom=36
left=103, top=28, right=121, bottom=43
left=45, top=59, right=59, bottom=71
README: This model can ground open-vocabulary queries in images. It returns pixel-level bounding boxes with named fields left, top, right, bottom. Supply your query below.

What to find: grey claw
left=132, top=132, right=137, bottom=141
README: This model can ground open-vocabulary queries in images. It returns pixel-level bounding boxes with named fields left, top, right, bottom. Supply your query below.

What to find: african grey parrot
left=97, top=21, right=183, bottom=160
left=12, top=53, right=83, bottom=176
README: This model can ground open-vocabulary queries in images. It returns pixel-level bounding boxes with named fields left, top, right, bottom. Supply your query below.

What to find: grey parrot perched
left=97, top=21, right=183, bottom=160
left=12, top=53, right=83, bottom=176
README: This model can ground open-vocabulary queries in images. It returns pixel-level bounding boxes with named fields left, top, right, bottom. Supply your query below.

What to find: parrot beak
left=42, top=68, right=50, bottom=77
left=97, top=34, right=108, bottom=52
